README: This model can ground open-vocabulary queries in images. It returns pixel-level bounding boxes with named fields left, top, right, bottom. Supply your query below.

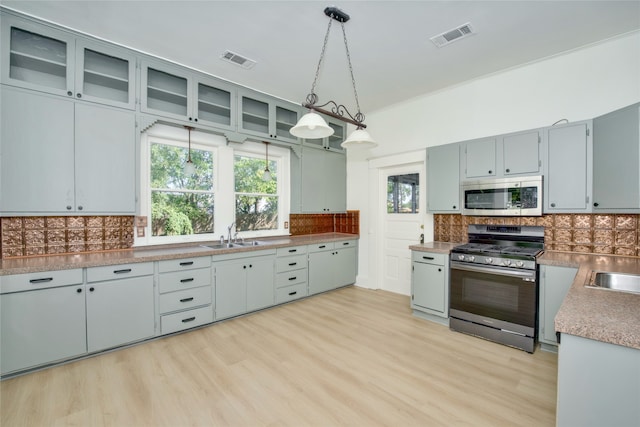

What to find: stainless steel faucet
left=227, top=222, right=235, bottom=245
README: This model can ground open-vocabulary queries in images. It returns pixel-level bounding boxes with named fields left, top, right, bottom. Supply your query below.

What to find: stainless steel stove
left=449, top=224, right=544, bottom=353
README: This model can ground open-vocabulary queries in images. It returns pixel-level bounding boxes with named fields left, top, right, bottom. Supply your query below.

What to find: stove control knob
left=457, top=255, right=465, bottom=261
left=503, top=259, right=512, bottom=266
left=516, top=261, right=524, bottom=268
left=485, top=257, right=493, bottom=264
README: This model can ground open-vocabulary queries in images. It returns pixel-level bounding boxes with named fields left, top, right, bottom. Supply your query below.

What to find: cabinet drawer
left=276, top=269, right=308, bottom=288
left=86, top=262, right=153, bottom=283
left=160, top=305, right=213, bottom=335
left=159, top=286, right=212, bottom=314
left=411, top=251, right=446, bottom=265
left=336, top=240, right=357, bottom=249
left=0, top=268, right=83, bottom=294
left=276, top=254, right=307, bottom=273
left=276, top=245, right=307, bottom=256
left=158, top=256, right=211, bottom=273
left=308, top=242, right=335, bottom=252
left=158, top=268, right=211, bottom=294
left=276, top=283, right=308, bottom=304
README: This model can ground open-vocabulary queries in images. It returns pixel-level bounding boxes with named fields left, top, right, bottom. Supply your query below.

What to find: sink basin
left=586, top=271, right=640, bottom=294
left=201, top=243, right=245, bottom=250
left=236, top=240, right=264, bottom=247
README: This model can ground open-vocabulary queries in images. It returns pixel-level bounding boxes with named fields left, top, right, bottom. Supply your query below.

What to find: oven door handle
left=451, top=261, right=535, bottom=280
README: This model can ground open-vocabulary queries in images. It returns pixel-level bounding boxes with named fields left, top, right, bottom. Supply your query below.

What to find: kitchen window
left=387, top=173, right=419, bottom=213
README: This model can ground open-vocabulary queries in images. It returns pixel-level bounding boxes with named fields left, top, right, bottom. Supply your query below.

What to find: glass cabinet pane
left=82, top=49, right=129, bottom=103
left=275, top=106, right=298, bottom=138
left=198, top=83, right=231, bottom=126
left=327, top=123, right=345, bottom=150
left=146, top=67, right=188, bottom=116
left=242, top=97, right=269, bottom=134
left=9, top=27, right=67, bottom=90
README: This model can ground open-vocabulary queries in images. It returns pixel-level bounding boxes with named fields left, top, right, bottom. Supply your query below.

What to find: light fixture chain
left=309, top=18, right=333, bottom=100
left=341, top=21, right=362, bottom=121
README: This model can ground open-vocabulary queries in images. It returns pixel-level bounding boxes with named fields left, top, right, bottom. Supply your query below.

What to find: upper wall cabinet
left=300, top=146, right=346, bottom=213
left=140, top=60, right=237, bottom=131
left=592, top=103, right=640, bottom=213
left=302, top=116, right=347, bottom=152
left=427, top=143, right=460, bottom=213
left=461, top=129, right=542, bottom=180
left=238, top=89, right=301, bottom=144
left=1, top=13, right=136, bottom=110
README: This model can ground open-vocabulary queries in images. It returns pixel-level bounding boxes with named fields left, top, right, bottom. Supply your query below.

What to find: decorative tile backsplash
left=434, top=214, right=640, bottom=257
left=1, top=216, right=135, bottom=259
left=290, top=211, right=360, bottom=236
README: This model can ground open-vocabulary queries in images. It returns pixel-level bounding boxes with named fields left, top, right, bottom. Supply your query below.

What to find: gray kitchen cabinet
left=502, top=129, right=541, bottom=176
left=411, top=251, right=449, bottom=319
left=592, top=102, right=640, bottom=212
left=85, top=263, right=155, bottom=352
left=0, top=269, right=86, bottom=376
left=275, top=245, right=308, bottom=304
left=214, top=250, right=275, bottom=320
left=238, top=89, right=300, bottom=144
left=427, top=143, right=460, bottom=213
left=300, top=146, right=347, bottom=213
left=308, top=240, right=357, bottom=295
left=1, top=86, right=135, bottom=215
left=462, top=137, right=497, bottom=179
left=538, top=265, right=577, bottom=349
left=140, top=59, right=236, bottom=131
left=543, top=120, right=593, bottom=212
left=1, top=12, right=136, bottom=110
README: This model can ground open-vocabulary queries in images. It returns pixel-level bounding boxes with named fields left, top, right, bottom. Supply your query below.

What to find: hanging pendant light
left=183, top=126, right=196, bottom=176
left=262, top=141, right=272, bottom=182
left=290, top=6, right=376, bottom=149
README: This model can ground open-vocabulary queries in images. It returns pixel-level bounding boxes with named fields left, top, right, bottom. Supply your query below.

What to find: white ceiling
left=2, top=1, right=639, bottom=116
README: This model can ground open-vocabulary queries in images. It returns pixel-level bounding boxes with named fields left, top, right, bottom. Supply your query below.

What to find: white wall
left=349, top=31, right=640, bottom=293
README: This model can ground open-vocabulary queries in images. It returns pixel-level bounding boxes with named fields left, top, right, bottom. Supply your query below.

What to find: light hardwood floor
left=1, top=286, right=558, bottom=426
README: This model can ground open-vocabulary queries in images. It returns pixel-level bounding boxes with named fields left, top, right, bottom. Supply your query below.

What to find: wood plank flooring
left=0, top=287, right=558, bottom=426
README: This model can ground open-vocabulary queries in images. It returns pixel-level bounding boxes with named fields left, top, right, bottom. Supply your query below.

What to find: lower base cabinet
left=538, top=265, right=578, bottom=347
left=411, top=251, right=449, bottom=318
left=308, top=240, right=357, bottom=295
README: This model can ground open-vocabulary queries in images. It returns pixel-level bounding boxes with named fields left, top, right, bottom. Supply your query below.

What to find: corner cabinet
left=427, top=143, right=460, bottom=213
left=411, top=251, right=449, bottom=320
left=1, top=86, right=136, bottom=215
left=237, top=90, right=301, bottom=144
left=538, top=265, right=577, bottom=349
left=300, top=146, right=347, bottom=213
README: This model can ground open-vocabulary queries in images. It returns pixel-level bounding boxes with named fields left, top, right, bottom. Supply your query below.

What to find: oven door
left=450, top=261, right=537, bottom=329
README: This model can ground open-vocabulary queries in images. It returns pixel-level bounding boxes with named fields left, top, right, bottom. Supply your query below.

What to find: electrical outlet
left=284, top=221, right=289, bottom=229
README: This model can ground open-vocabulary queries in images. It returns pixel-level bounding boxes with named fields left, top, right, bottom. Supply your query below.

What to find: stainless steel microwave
left=461, top=175, right=542, bottom=216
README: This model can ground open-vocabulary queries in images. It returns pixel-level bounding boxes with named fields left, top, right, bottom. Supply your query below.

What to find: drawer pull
left=288, top=262, right=297, bottom=266
left=288, top=276, right=297, bottom=281
left=181, top=317, right=196, bottom=323
left=319, top=245, right=326, bottom=249
left=422, top=256, right=435, bottom=260
left=114, top=269, right=132, bottom=274
left=180, top=278, right=194, bottom=283
left=179, top=261, right=194, bottom=266
left=288, top=291, right=297, bottom=296
left=343, top=242, right=349, bottom=246
left=180, top=297, right=194, bottom=303
left=29, top=277, right=53, bottom=284
left=288, top=249, right=297, bottom=253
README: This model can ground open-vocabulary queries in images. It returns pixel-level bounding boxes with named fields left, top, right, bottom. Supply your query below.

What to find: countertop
left=408, top=242, right=459, bottom=254
left=538, top=251, right=640, bottom=350
left=0, top=233, right=358, bottom=276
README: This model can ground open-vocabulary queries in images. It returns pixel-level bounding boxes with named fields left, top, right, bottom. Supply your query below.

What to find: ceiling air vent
left=430, top=23, right=475, bottom=48
left=220, top=50, right=256, bottom=69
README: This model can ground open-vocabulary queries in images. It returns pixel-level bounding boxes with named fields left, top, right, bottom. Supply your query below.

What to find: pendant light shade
left=290, top=111, right=334, bottom=139
left=341, top=128, right=377, bottom=148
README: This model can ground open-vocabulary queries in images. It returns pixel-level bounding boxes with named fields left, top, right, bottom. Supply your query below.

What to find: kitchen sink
left=201, top=241, right=265, bottom=250
left=586, top=271, right=640, bottom=294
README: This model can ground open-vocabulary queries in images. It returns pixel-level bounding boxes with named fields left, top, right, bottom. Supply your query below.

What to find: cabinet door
left=545, top=121, right=592, bottom=212
left=74, top=102, right=136, bottom=213
left=246, top=256, right=275, bottom=312
left=141, top=60, right=192, bottom=121
left=464, top=137, right=496, bottom=178
left=326, top=120, right=347, bottom=151
left=1, top=285, right=86, bottom=375
left=215, top=262, right=247, bottom=320
left=300, top=147, right=327, bottom=213
left=593, top=103, right=640, bottom=211
left=195, top=78, right=236, bottom=130
left=274, top=104, right=299, bottom=143
left=539, top=265, right=577, bottom=345
left=74, top=40, right=136, bottom=110
left=1, top=15, right=75, bottom=97
left=324, top=150, right=347, bottom=212
left=0, top=87, right=75, bottom=214
left=334, top=247, right=357, bottom=288
left=502, top=130, right=541, bottom=176
left=308, top=250, right=334, bottom=295
left=86, top=276, right=155, bottom=353
left=427, top=143, right=460, bottom=212
left=238, top=92, right=270, bottom=138
left=412, top=261, right=446, bottom=314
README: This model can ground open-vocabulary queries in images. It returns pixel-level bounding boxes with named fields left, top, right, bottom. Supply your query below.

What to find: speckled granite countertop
left=0, top=233, right=358, bottom=276
left=538, top=251, right=640, bottom=350
left=408, top=242, right=458, bottom=254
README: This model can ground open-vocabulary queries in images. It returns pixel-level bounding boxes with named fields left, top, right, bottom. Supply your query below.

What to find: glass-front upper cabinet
left=1, top=13, right=137, bottom=109
left=302, top=116, right=347, bottom=152
left=238, top=89, right=300, bottom=144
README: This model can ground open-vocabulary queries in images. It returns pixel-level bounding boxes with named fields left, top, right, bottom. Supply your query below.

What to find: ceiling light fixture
left=184, top=125, right=195, bottom=176
left=262, top=141, right=272, bottom=182
left=290, top=6, right=377, bottom=149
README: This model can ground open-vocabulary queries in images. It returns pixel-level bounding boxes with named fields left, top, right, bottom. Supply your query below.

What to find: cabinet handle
left=181, top=317, right=196, bottom=323
left=180, top=297, right=194, bottom=303
left=76, top=93, right=82, bottom=98
left=66, top=205, right=72, bottom=210
left=188, top=117, right=193, bottom=121
left=438, top=268, right=442, bottom=272
left=488, top=170, right=493, bottom=174
left=422, top=256, right=435, bottom=260
left=452, top=205, right=457, bottom=209
left=319, top=245, right=326, bottom=249
left=288, top=276, right=297, bottom=281
left=89, top=287, right=95, bottom=292
left=67, top=91, right=72, bottom=96
left=77, top=206, right=83, bottom=211
left=77, top=288, right=82, bottom=293
left=180, top=278, right=194, bottom=283
left=114, top=268, right=132, bottom=274
left=243, top=266, right=247, bottom=269
left=593, top=202, right=599, bottom=207
left=288, top=291, right=297, bottom=296
left=505, top=168, right=510, bottom=173
left=550, top=202, right=556, bottom=208
left=29, top=277, right=53, bottom=284
left=194, top=118, right=198, bottom=122
left=179, top=261, right=194, bottom=266
left=342, top=242, right=349, bottom=246
left=288, top=249, right=297, bottom=253
left=288, top=262, right=297, bottom=266
left=249, top=264, right=252, bottom=268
